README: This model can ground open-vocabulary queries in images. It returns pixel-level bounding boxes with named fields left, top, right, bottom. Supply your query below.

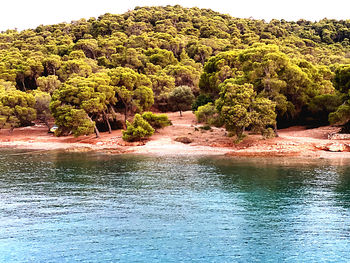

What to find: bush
left=195, top=102, right=223, bottom=127
left=122, top=114, right=155, bottom=142
left=195, top=102, right=216, bottom=122
left=262, top=127, right=275, bottom=139
left=141, top=112, right=172, bottom=129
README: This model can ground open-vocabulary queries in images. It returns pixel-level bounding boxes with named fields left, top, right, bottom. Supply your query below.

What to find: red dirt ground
left=1, top=111, right=350, bottom=159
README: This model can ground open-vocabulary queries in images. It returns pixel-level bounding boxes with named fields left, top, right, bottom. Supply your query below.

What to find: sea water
left=0, top=150, right=349, bottom=262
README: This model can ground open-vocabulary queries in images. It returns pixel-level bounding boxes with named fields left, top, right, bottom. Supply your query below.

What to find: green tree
left=0, top=5, right=350, bottom=138
left=192, top=94, right=214, bottom=111
left=58, top=51, right=98, bottom=81
left=307, top=94, right=343, bottom=125
left=15, top=54, right=44, bottom=91
left=327, top=65, right=350, bottom=130
left=168, top=85, right=195, bottom=116
left=0, top=85, right=36, bottom=131
left=200, top=45, right=335, bottom=126
left=110, top=47, right=144, bottom=71
left=329, top=104, right=350, bottom=127
left=50, top=105, right=95, bottom=137
left=216, top=81, right=276, bottom=142
left=149, top=72, right=175, bottom=111
left=334, top=65, right=350, bottom=94
left=36, top=75, right=61, bottom=95
left=145, top=48, right=178, bottom=68
left=50, top=72, right=116, bottom=137
left=164, top=62, right=201, bottom=93
left=43, top=55, right=61, bottom=76
left=186, top=41, right=213, bottom=64
left=32, top=90, right=51, bottom=129
left=74, top=38, right=99, bottom=59
left=108, top=67, right=154, bottom=125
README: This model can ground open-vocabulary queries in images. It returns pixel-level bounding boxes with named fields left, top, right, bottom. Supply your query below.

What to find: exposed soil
left=1, top=111, right=350, bottom=159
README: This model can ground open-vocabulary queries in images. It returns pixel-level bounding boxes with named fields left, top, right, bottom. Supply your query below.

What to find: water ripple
left=0, top=151, right=350, bottom=262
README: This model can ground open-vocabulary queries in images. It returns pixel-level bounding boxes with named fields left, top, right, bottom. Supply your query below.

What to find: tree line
left=0, top=5, right=350, bottom=140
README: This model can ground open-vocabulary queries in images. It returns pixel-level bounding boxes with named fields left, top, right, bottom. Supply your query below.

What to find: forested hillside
left=0, top=5, right=350, bottom=138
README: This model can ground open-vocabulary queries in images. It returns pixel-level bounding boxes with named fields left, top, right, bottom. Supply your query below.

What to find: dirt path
left=1, top=111, right=350, bottom=158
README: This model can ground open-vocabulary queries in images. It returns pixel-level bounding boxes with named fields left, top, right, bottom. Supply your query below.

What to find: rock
left=327, top=143, right=346, bottom=152
left=315, top=144, right=328, bottom=150
left=174, top=136, right=193, bottom=144
left=317, top=143, right=346, bottom=152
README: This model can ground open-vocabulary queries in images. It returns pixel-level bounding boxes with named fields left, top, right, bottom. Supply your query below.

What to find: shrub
left=195, top=102, right=223, bottom=127
left=262, top=127, right=275, bottom=139
left=141, top=112, right=172, bottom=129
left=122, top=114, right=155, bottom=142
left=195, top=102, right=216, bottom=122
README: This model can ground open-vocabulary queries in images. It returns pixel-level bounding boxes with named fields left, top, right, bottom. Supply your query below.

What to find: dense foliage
left=0, top=83, right=36, bottom=130
left=141, top=111, right=172, bottom=129
left=0, top=5, right=349, bottom=138
left=122, top=114, right=154, bottom=141
left=216, top=82, right=276, bottom=141
left=168, top=85, right=195, bottom=116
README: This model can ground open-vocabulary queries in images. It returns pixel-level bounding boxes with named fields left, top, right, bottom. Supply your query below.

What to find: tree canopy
left=0, top=5, right=349, bottom=136
left=216, top=81, right=276, bottom=141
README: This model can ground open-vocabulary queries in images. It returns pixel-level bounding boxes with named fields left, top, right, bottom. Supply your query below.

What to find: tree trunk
left=87, top=116, right=100, bottom=138
left=104, top=111, right=112, bottom=134
left=110, top=105, right=117, bottom=120
left=21, top=79, right=26, bottom=91
left=274, top=122, right=279, bottom=137
left=94, top=124, right=100, bottom=138
left=236, top=128, right=244, bottom=143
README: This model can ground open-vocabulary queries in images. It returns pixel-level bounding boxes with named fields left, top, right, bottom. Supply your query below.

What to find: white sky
left=1, top=0, right=349, bottom=31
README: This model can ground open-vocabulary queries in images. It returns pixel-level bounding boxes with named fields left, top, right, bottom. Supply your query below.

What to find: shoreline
left=2, top=134, right=350, bottom=160
left=3, top=143, right=350, bottom=169
left=1, top=111, right=350, bottom=160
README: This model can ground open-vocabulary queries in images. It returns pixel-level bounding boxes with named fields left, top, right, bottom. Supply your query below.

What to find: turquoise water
left=0, top=150, right=350, bottom=262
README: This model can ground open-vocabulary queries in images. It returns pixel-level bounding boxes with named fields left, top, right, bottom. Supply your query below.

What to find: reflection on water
left=0, top=150, right=350, bottom=262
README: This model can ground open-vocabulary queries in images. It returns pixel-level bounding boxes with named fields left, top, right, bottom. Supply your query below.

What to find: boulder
left=327, top=143, right=346, bottom=152
left=316, top=143, right=346, bottom=152
left=174, top=136, right=193, bottom=144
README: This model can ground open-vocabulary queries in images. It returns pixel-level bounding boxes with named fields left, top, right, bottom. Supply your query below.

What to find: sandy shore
left=1, top=111, right=350, bottom=159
